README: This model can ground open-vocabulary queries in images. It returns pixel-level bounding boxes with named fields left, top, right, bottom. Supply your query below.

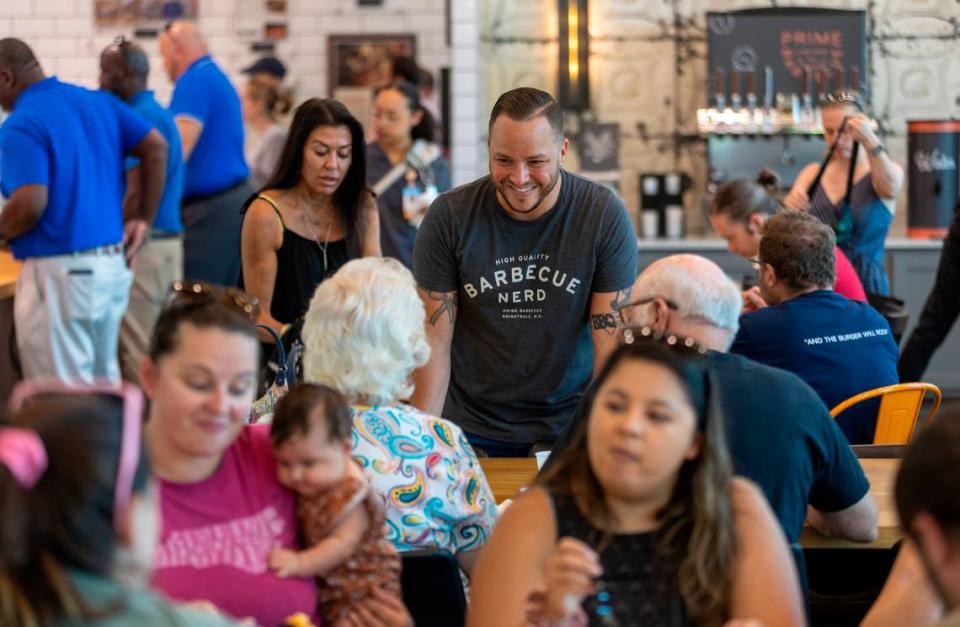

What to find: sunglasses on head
left=169, top=280, right=261, bottom=322
left=819, top=89, right=864, bottom=111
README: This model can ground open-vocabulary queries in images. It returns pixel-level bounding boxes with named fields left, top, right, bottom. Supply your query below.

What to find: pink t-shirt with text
left=152, top=424, right=318, bottom=626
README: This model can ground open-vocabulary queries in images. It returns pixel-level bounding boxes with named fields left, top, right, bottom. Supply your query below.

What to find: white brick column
left=450, top=0, right=483, bottom=186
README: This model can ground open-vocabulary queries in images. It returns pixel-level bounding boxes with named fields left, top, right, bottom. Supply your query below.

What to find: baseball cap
left=242, top=56, right=286, bottom=80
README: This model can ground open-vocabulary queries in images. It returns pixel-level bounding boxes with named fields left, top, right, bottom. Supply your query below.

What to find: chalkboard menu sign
left=707, top=8, right=867, bottom=101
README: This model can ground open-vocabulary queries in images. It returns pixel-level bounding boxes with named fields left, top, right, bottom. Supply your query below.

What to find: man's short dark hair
left=0, top=38, right=39, bottom=72
left=488, top=87, right=564, bottom=141
left=896, top=402, right=960, bottom=537
left=759, top=211, right=836, bottom=292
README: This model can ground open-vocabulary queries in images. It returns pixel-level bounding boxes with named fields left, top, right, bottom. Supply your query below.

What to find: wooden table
left=0, top=251, right=21, bottom=408
left=0, top=251, right=20, bottom=299
left=479, top=457, right=902, bottom=549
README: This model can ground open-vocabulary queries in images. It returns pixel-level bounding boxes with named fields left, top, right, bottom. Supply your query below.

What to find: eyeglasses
left=113, top=34, right=132, bottom=64
left=620, top=325, right=708, bottom=355
left=747, top=257, right=768, bottom=271
left=170, top=280, right=260, bottom=322
left=616, top=296, right=679, bottom=328
left=8, top=379, right=144, bottom=536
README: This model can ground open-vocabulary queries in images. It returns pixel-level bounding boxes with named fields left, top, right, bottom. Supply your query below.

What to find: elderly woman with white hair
left=301, top=257, right=498, bottom=574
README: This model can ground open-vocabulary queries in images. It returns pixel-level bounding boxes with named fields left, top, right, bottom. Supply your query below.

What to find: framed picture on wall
left=95, top=0, right=198, bottom=26
left=327, top=33, right=417, bottom=94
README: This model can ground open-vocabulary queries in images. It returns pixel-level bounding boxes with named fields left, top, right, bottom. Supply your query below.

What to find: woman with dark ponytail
left=709, top=168, right=867, bottom=307
left=367, top=79, right=451, bottom=269
left=0, top=383, right=236, bottom=626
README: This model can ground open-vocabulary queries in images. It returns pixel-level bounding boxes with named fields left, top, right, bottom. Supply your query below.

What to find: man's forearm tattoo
left=591, top=312, right=620, bottom=334
left=609, top=287, right=632, bottom=312
left=592, top=288, right=632, bottom=335
left=427, top=290, right=458, bottom=326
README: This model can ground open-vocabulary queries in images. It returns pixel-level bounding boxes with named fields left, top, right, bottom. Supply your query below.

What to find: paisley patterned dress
left=350, top=403, right=499, bottom=556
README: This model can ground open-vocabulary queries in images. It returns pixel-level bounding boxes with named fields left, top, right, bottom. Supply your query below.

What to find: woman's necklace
left=298, top=198, right=334, bottom=272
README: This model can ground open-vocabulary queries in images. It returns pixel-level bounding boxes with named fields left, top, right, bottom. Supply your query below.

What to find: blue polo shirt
left=731, top=290, right=900, bottom=444
left=0, top=77, right=152, bottom=259
left=124, top=90, right=184, bottom=233
left=169, top=55, right=248, bottom=199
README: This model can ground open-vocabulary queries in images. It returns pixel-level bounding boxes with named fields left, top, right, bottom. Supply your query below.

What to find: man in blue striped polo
left=0, top=38, right=168, bottom=383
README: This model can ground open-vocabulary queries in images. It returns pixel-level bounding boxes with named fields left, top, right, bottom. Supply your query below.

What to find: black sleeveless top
left=549, top=491, right=692, bottom=627
left=241, top=194, right=352, bottom=324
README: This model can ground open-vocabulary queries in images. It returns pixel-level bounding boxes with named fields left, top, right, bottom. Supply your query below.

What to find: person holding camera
left=784, top=97, right=904, bottom=295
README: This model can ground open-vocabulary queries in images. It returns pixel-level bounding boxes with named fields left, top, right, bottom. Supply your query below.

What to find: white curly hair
left=301, top=257, right=430, bottom=405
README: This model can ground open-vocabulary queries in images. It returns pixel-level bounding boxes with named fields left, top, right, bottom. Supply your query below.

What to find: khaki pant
left=16, top=251, right=132, bottom=384
left=119, top=237, right=183, bottom=383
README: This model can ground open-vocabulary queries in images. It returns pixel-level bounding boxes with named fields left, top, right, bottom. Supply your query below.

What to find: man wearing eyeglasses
left=731, top=211, right=899, bottom=445
left=100, top=38, right=185, bottom=384
left=159, top=20, right=249, bottom=287
left=0, top=38, right=168, bottom=384
left=550, top=253, right=878, bottom=544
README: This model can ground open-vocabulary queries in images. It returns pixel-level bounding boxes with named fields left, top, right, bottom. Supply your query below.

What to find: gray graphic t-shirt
left=413, top=170, right=638, bottom=442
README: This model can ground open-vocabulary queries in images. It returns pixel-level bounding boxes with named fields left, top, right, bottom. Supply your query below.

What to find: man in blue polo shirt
left=0, top=38, right=168, bottom=383
left=100, top=38, right=185, bottom=383
left=731, top=211, right=900, bottom=444
left=160, top=20, right=249, bottom=286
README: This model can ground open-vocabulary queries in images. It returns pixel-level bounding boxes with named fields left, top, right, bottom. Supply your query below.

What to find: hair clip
left=621, top=325, right=707, bottom=354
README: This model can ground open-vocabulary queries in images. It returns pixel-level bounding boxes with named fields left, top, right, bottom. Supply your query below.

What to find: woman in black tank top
left=468, top=340, right=805, bottom=627
left=239, top=98, right=381, bottom=339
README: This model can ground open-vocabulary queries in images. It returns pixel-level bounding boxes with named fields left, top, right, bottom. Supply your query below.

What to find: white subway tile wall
left=6, top=0, right=452, bottom=131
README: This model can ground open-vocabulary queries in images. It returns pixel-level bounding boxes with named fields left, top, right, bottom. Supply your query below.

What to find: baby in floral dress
left=269, top=384, right=402, bottom=625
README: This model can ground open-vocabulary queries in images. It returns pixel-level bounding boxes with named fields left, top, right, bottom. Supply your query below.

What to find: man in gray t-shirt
left=411, top=87, right=638, bottom=455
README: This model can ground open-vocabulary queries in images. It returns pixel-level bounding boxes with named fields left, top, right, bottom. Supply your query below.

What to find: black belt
left=183, top=180, right=248, bottom=205
left=151, top=230, right=181, bottom=240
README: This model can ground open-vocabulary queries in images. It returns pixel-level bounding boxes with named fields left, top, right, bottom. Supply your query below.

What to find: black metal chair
left=867, top=293, right=909, bottom=346
left=400, top=548, right=466, bottom=627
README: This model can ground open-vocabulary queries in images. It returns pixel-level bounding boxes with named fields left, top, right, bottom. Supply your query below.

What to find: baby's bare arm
left=270, top=505, right=370, bottom=578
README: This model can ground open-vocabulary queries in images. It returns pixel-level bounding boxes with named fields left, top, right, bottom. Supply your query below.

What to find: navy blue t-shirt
left=413, top=171, right=638, bottom=442
left=124, top=90, right=184, bottom=234
left=731, top=290, right=900, bottom=444
left=0, top=77, right=152, bottom=258
left=547, top=350, right=869, bottom=543
left=169, top=56, right=248, bottom=198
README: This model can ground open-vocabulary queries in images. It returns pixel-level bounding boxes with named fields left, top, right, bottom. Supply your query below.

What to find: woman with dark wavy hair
left=467, top=340, right=805, bottom=627
left=240, top=98, right=380, bottom=338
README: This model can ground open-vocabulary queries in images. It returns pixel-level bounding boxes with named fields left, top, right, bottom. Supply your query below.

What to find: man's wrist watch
left=870, top=143, right=887, bottom=156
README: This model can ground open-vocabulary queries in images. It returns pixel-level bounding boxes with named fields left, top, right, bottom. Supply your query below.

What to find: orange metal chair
left=830, top=382, right=942, bottom=445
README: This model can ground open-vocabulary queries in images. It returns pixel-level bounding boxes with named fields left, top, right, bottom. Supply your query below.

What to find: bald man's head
left=0, top=38, right=44, bottom=111
left=100, top=39, right=149, bottom=101
left=622, top=254, right=742, bottom=351
left=158, top=21, right=207, bottom=82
